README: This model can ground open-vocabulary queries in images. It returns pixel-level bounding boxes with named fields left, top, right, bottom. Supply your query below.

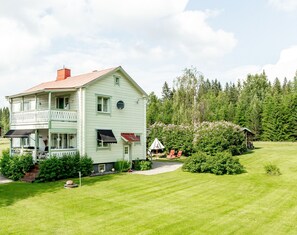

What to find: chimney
left=57, top=68, right=71, bottom=81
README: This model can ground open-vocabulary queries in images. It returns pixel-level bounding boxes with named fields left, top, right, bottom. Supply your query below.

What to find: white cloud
left=262, top=46, right=297, bottom=80
left=268, top=0, right=297, bottom=11
left=0, top=0, right=238, bottom=107
left=155, top=10, right=237, bottom=62
left=213, top=46, right=297, bottom=85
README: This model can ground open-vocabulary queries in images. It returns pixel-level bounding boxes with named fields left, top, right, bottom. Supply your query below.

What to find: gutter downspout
left=143, top=96, right=147, bottom=159
left=77, top=87, right=83, bottom=156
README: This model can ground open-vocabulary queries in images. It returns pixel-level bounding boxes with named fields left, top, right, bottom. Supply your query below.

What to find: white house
left=5, top=66, right=147, bottom=172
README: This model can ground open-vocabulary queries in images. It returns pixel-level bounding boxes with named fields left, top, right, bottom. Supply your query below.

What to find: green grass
left=0, top=137, right=9, bottom=157
left=1, top=142, right=297, bottom=234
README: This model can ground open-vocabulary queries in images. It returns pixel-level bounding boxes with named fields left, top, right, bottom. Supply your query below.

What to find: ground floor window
left=51, top=133, right=76, bottom=149
left=98, top=164, right=105, bottom=172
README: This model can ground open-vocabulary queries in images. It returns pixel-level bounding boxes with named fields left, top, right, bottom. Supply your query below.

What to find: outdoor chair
left=176, top=150, right=182, bottom=158
left=167, top=150, right=175, bottom=159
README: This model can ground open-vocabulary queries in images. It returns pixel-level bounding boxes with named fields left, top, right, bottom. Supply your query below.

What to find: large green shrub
left=0, top=149, right=34, bottom=181
left=133, top=159, right=152, bottom=171
left=182, top=152, right=210, bottom=173
left=194, top=121, right=247, bottom=156
left=36, top=153, right=93, bottom=182
left=114, top=160, right=130, bottom=172
left=148, top=122, right=194, bottom=156
left=182, top=151, right=245, bottom=175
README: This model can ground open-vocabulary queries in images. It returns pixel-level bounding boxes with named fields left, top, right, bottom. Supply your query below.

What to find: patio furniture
left=167, top=150, right=175, bottom=159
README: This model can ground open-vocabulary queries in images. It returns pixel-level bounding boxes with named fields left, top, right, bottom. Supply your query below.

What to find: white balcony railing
left=11, top=110, right=77, bottom=124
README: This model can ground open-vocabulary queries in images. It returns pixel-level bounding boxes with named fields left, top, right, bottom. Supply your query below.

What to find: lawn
left=1, top=142, right=297, bottom=234
left=0, top=137, right=9, bottom=157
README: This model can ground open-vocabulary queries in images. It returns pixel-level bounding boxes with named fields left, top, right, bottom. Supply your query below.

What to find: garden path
left=132, top=161, right=182, bottom=175
left=0, top=174, right=12, bottom=184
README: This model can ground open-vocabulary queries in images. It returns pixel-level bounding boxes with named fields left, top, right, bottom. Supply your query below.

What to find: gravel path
left=0, top=174, right=12, bottom=184
left=132, top=161, right=183, bottom=175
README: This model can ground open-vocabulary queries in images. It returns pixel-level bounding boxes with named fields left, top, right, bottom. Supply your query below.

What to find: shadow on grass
left=240, top=149, right=256, bottom=156
left=0, top=173, right=117, bottom=208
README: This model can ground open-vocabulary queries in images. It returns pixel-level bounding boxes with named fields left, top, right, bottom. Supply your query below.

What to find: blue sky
left=1, top=0, right=297, bottom=107
left=187, top=0, right=297, bottom=66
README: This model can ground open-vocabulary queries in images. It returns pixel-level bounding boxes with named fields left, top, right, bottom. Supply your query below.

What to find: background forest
left=147, top=67, right=297, bottom=141
left=1, top=68, right=297, bottom=142
left=0, top=107, right=9, bottom=136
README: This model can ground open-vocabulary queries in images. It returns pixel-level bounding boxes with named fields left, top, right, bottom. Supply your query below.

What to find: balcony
left=11, top=110, right=77, bottom=125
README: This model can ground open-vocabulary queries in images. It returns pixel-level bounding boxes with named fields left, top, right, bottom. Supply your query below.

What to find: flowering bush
left=148, top=121, right=247, bottom=157
left=193, top=121, right=247, bottom=156
left=148, top=122, right=194, bottom=156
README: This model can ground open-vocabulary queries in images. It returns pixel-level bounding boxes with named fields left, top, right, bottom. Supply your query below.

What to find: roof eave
left=6, top=88, right=77, bottom=99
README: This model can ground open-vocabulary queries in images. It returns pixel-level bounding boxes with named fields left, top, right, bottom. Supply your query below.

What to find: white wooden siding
left=84, top=71, right=146, bottom=163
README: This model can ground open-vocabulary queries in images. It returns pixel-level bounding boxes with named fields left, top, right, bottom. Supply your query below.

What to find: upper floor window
left=23, top=100, right=36, bottom=111
left=56, top=97, right=69, bottom=110
left=12, top=102, right=21, bottom=112
left=97, top=96, right=110, bottom=113
left=114, top=76, right=120, bottom=86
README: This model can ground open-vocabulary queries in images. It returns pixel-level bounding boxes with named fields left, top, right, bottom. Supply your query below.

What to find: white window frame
left=98, top=164, right=105, bottom=172
left=51, top=133, right=77, bottom=149
left=56, top=96, right=70, bottom=110
left=96, top=95, right=111, bottom=113
left=96, top=130, right=111, bottom=150
left=114, top=75, right=120, bottom=86
left=12, top=102, right=21, bottom=113
left=23, top=100, right=36, bottom=111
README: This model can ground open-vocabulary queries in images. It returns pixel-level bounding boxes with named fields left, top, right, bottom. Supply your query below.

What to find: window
left=22, top=138, right=30, bottom=147
left=23, top=100, right=36, bottom=111
left=98, top=164, right=105, bottom=172
left=12, top=102, right=21, bottom=112
left=97, top=96, right=110, bottom=113
left=114, top=76, right=120, bottom=86
left=97, top=131, right=109, bottom=148
left=51, top=133, right=77, bottom=149
left=56, top=97, right=69, bottom=110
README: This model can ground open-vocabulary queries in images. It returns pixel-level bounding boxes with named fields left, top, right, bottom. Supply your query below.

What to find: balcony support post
left=48, top=92, right=52, bottom=156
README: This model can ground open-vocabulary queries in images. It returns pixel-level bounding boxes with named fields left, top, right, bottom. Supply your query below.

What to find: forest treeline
left=147, top=67, right=297, bottom=141
left=0, top=107, right=9, bottom=135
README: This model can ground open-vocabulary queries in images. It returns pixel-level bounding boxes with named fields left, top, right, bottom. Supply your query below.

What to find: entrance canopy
left=121, top=133, right=140, bottom=142
left=97, top=129, right=117, bottom=143
left=4, top=129, right=34, bottom=138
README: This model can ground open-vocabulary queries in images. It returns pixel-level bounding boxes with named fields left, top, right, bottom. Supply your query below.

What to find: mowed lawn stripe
left=1, top=142, right=297, bottom=234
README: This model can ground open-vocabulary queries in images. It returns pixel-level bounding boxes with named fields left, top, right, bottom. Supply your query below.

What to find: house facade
left=5, top=66, right=147, bottom=172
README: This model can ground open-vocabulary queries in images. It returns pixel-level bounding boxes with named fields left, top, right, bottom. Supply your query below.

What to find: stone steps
left=21, top=164, right=39, bottom=183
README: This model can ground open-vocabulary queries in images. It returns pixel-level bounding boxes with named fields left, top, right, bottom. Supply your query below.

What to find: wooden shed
left=242, top=127, right=255, bottom=149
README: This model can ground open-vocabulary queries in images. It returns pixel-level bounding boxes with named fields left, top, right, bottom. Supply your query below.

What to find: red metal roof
left=121, top=133, right=140, bottom=142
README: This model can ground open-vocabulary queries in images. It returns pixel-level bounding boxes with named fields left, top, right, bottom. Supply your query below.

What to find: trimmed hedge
left=0, top=149, right=34, bottom=181
left=36, top=153, right=93, bottom=182
left=182, top=151, right=245, bottom=175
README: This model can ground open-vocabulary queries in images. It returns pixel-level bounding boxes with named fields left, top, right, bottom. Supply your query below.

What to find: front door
left=124, top=145, right=130, bottom=161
